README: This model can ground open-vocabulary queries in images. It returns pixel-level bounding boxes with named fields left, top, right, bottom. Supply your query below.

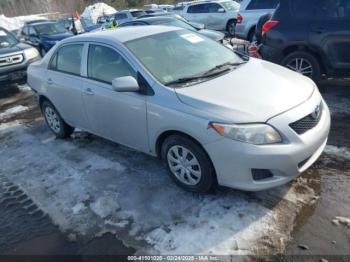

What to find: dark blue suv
left=17, top=21, right=73, bottom=57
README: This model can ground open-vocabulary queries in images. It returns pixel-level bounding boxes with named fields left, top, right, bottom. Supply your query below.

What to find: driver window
left=88, top=45, right=136, bottom=84
left=28, top=27, right=36, bottom=36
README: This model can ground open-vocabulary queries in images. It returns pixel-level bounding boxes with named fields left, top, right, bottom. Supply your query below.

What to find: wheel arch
left=226, top=18, right=237, bottom=31
left=155, top=130, right=218, bottom=183
left=282, top=45, right=327, bottom=74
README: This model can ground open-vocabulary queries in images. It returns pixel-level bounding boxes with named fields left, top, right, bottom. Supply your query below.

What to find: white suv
left=235, top=0, right=279, bottom=41
left=182, top=0, right=240, bottom=35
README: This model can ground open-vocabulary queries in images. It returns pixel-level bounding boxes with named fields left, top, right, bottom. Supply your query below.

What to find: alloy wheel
left=286, top=58, right=313, bottom=77
left=167, top=145, right=202, bottom=186
left=44, top=107, right=61, bottom=134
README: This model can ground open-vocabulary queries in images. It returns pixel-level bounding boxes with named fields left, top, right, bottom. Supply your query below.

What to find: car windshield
left=150, top=19, right=195, bottom=31
left=221, top=1, right=240, bottom=11
left=80, top=17, right=94, bottom=28
left=131, top=11, right=146, bottom=18
left=125, top=30, right=244, bottom=87
left=0, top=29, right=18, bottom=48
left=34, top=23, right=67, bottom=36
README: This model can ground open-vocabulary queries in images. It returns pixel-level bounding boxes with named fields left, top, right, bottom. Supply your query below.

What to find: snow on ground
left=0, top=120, right=317, bottom=255
left=0, top=14, right=44, bottom=31
left=81, top=2, right=117, bottom=23
left=332, top=216, right=350, bottom=228
left=0, top=105, right=28, bottom=121
left=324, top=145, right=350, bottom=161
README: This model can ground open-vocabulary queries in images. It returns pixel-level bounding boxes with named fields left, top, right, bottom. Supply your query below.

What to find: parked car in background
left=0, top=27, right=40, bottom=85
left=28, top=26, right=330, bottom=192
left=17, top=21, right=73, bottom=57
left=182, top=0, right=240, bottom=36
left=119, top=16, right=225, bottom=43
left=97, top=15, right=113, bottom=24
left=80, top=17, right=102, bottom=32
left=235, top=0, right=279, bottom=41
left=145, top=9, right=166, bottom=14
left=110, top=9, right=147, bottom=25
left=57, top=18, right=84, bottom=34
left=260, top=0, right=350, bottom=80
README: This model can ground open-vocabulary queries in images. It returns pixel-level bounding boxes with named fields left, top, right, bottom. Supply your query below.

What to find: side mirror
left=112, top=76, right=140, bottom=92
left=218, top=8, right=225, bottom=13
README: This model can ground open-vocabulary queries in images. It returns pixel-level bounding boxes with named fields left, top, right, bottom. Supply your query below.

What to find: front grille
left=252, top=169, right=274, bottom=181
left=0, top=53, right=24, bottom=67
left=289, top=104, right=323, bottom=135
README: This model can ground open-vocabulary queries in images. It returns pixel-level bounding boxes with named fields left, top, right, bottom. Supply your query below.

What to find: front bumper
left=204, top=90, right=331, bottom=191
left=0, top=57, right=40, bottom=85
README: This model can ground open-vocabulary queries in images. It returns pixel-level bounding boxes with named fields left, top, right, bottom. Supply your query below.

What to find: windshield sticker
left=180, top=33, right=204, bottom=44
left=0, top=30, right=7, bottom=36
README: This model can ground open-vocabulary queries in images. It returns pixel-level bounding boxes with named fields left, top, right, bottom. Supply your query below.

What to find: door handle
left=47, top=78, right=53, bottom=85
left=84, top=88, right=94, bottom=96
left=311, top=27, right=326, bottom=34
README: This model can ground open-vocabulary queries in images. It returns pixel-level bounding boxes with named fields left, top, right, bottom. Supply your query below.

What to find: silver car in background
left=182, top=0, right=240, bottom=35
left=235, top=0, right=279, bottom=41
left=27, top=26, right=330, bottom=193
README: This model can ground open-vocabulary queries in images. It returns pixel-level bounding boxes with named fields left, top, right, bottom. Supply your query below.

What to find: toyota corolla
left=27, top=26, right=331, bottom=192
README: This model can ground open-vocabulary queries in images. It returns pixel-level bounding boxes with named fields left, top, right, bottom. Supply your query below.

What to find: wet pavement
left=0, top=81, right=349, bottom=259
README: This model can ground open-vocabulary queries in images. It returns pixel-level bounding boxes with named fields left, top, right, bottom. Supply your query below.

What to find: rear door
left=45, top=43, right=89, bottom=129
left=184, top=4, right=206, bottom=25
left=205, top=3, right=226, bottom=30
left=309, top=0, right=350, bottom=76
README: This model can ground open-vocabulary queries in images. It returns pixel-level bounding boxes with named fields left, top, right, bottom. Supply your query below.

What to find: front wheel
left=281, top=51, right=321, bottom=80
left=161, top=135, right=216, bottom=193
left=41, top=101, right=74, bottom=138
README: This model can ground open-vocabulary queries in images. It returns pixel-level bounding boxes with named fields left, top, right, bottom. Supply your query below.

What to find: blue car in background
left=17, top=21, right=73, bottom=57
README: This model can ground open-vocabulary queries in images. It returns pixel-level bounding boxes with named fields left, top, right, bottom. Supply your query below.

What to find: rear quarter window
left=50, top=44, right=83, bottom=76
left=246, top=0, right=279, bottom=10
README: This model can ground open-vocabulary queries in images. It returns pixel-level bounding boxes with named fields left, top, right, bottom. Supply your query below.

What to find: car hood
left=0, top=43, right=32, bottom=55
left=40, top=32, right=73, bottom=41
left=198, top=29, right=225, bottom=42
left=175, top=59, right=315, bottom=123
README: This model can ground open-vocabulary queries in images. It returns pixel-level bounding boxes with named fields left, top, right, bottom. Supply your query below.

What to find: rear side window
left=246, top=0, right=279, bottom=10
left=87, top=45, right=136, bottom=84
left=207, top=3, right=222, bottom=13
left=50, top=44, right=83, bottom=76
left=115, top=13, right=128, bottom=20
left=290, top=0, right=314, bottom=18
left=187, top=4, right=206, bottom=13
left=314, top=0, right=350, bottom=18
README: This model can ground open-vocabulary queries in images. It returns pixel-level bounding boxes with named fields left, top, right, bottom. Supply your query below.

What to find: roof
left=136, top=16, right=176, bottom=23
left=66, top=25, right=181, bottom=44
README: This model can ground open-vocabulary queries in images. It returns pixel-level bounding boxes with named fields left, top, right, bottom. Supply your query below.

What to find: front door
left=82, top=44, right=149, bottom=152
left=309, top=0, right=350, bottom=76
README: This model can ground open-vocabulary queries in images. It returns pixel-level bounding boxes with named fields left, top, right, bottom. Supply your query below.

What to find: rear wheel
left=281, top=51, right=321, bottom=80
left=227, top=20, right=236, bottom=36
left=41, top=100, right=74, bottom=138
left=161, top=135, right=216, bottom=193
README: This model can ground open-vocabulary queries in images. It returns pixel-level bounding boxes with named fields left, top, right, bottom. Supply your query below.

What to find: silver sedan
left=27, top=26, right=330, bottom=192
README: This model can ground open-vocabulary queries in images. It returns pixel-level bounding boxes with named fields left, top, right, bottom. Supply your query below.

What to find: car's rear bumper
left=260, top=44, right=283, bottom=63
left=204, top=91, right=331, bottom=191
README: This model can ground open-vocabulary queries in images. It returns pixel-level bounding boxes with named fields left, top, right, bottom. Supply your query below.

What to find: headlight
left=209, top=122, right=282, bottom=145
left=24, top=48, right=39, bottom=60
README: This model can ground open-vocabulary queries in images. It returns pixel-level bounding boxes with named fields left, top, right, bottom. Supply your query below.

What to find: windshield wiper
left=165, top=61, right=247, bottom=87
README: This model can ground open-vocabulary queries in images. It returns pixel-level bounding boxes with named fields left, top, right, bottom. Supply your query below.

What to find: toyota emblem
left=311, top=105, right=321, bottom=120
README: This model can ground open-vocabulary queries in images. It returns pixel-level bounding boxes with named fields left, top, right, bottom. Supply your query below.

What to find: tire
left=281, top=51, right=321, bottom=80
left=247, top=27, right=256, bottom=42
left=161, top=135, right=216, bottom=193
left=39, top=47, right=47, bottom=58
left=41, top=100, right=74, bottom=138
left=226, top=20, right=236, bottom=37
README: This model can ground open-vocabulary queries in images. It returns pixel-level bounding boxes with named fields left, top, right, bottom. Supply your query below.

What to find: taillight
left=236, top=13, right=243, bottom=24
left=262, top=20, right=279, bottom=35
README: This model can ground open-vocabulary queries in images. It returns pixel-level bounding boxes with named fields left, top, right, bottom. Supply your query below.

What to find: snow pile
left=0, top=14, right=44, bottom=31
left=81, top=2, right=117, bottom=23
left=0, top=105, right=29, bottom=120
left=325, top=145, right=350, bottom=161
left=332, top=216, right=350, bottom=228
